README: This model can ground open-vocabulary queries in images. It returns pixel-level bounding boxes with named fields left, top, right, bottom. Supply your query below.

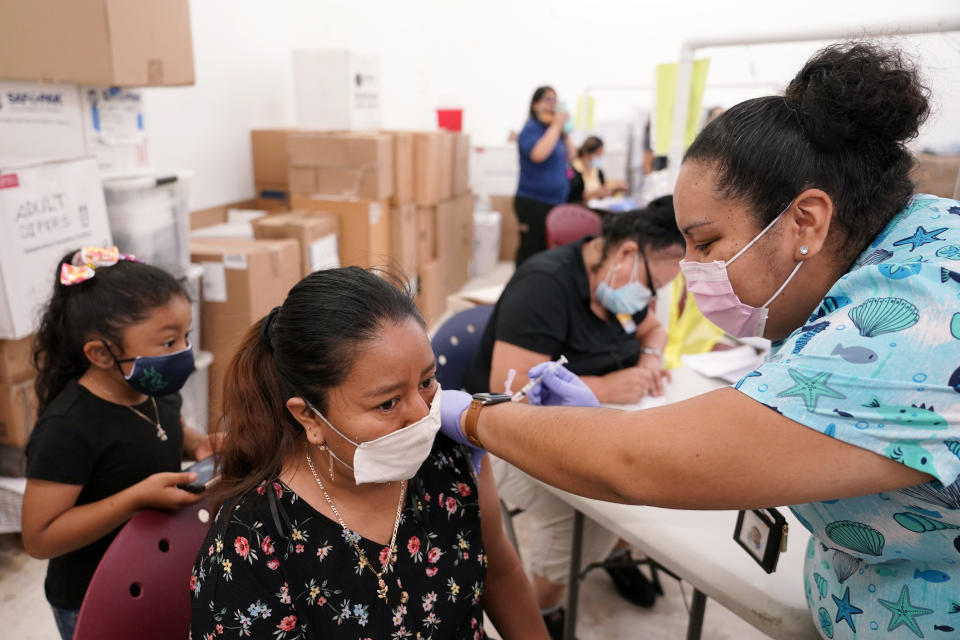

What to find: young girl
left=190, top=267, right=548, bottom=639
left=21, top=247, right=216, bottom=640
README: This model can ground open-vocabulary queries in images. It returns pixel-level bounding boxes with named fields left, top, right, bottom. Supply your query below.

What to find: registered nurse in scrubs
left=441, top=42, right=960, bottom=639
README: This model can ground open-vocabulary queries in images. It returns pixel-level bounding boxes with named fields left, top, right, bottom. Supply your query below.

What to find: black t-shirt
left=25, top=379, right=184, bottom=609
left=568, top=167, right=606, bottom=203
left=463, top=237, right=646, bottom=393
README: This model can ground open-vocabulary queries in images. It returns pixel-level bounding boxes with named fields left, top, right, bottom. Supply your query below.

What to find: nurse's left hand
left=440, top=389, right=486, bottom=474
left=527, top=363, right=600, bottom=407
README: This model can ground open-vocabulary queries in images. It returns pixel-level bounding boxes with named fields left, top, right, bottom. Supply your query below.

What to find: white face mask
left=310, top=388, right=442, bottom=484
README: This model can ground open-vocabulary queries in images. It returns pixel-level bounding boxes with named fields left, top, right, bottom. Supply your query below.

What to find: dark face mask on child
left=104, top=341, right=196, bottom=397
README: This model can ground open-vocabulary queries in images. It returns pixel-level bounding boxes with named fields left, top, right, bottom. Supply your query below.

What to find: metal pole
left=686, top=588, right=708, bottom=640
left=564, top=510, right=585, bottom=640
left=667, top=14, right=960, bottom=172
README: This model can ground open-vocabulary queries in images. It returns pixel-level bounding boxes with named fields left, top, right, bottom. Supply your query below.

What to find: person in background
left=443, top=42, right=960, bottom=640
left=515, top=86, right=571, bottom=266
left=190, top=267, right=548, bottom=640
left=462, top=198, right=684, bottom=638
left=21, top=248, right=215, bottom=640
left=568, top=136, right=627, bottom=204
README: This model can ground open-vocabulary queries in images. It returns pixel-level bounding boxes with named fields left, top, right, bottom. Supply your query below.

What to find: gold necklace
left=127, top=397, right=168, bottom=441
left=305, top=443, right=405, bottom=604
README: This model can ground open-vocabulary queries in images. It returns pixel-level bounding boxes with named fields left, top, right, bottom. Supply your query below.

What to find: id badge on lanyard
left=616, top=313, right=637, bottom=334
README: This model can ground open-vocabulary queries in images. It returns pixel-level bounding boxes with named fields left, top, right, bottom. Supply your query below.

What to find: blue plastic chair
left=429, top=304, right=523, bottom=555
left=430, top=305, right=494, bottom=391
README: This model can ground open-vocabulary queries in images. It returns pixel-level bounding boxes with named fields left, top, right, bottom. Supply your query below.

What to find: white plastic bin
left=179, top=264, right=203, bottom=353
left=470, top=208, right=501, bottom=278
left=102, top=171, right=193, bottom=277
left=181, top=350, right=213, bottom=434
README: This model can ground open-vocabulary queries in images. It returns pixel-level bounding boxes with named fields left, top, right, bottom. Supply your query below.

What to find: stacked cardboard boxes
left=251, top=130, right=294, bottom=210
left=189, top=238, right=302, bottom=429
left=287, top=132, right=393, bottom=201
left=0, top=336, right=37, bottom=449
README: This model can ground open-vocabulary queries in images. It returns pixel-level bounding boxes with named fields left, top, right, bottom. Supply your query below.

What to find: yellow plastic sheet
left=664, top=274, right=725, bottom=370
left=653, top=58, right=710, bottom=156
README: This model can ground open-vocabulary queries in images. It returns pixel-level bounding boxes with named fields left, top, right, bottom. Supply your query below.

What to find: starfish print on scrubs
left=878, top=585, right=933, bottom=637
left=776, top=369, right=846, bottom=411
left=892, top=226, right=948, bottom=252
left=831, top=586, right=863, bottom=632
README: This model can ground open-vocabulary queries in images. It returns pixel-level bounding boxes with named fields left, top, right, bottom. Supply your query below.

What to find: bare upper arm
left=475, top=456, right=511, bottom=566
left=21, top=479, right=83, bottom=542
left=489, top=340, right=551, bottom=394
left=619, top=388, right=933, bottom=508
left=634, top=306, right=663, bottom=345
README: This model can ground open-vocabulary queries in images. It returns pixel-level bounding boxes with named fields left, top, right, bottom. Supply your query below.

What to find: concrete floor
left=0, top=529, right=771, bottom=640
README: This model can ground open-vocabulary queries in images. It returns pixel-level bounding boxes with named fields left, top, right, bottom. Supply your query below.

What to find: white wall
left=145, top=0, right=960, bottom=210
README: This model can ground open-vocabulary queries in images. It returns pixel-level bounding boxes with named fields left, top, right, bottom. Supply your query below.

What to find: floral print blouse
left=190, top=436, right=487, bottom=640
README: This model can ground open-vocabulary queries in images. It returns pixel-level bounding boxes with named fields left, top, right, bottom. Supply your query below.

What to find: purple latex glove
left=440, top=389, right=486, bottom=473
left=526, top=362, right=600, bottom=407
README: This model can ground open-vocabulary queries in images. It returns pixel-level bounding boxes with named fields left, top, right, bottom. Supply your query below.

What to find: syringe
left=511, top=355, right=568, bottom=402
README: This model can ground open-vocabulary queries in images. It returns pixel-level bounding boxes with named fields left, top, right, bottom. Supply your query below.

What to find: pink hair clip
left=59, top=246, right=141, bottom=286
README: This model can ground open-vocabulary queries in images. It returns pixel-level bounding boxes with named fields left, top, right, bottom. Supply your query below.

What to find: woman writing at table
left=568, top=136, right=627, bottom=204
left=462, top=199, right=684, bottom=636
left=442, top=43, right=960, bottom=639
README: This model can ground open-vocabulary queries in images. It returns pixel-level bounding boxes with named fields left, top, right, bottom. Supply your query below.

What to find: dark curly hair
left=598, top=195, right=684, bottom=265
left=684, top=41, right=930, bottom=261
left=33, top=252, right=186, bottom=414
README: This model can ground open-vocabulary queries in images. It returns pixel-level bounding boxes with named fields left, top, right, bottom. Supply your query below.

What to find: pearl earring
left=799, top=246, right=809, bottom=256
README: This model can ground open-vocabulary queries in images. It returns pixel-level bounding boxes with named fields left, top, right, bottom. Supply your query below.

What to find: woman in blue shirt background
left=515, top=86, right=572, bottom=266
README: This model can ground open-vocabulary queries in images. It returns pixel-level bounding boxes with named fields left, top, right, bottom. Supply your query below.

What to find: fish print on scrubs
left=736, top=195, right=960, bottom=639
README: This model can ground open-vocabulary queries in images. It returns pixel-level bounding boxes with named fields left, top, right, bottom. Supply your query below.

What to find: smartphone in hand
left=178, top=456, right=220, bottom=494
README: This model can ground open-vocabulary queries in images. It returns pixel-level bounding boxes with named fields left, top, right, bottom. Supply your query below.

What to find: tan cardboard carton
left=437, top=193, right=474, bottom=293
left=0, top=336, right=35, bottom=384
left=490, top=195, right=519, bottom=261
left=414, top=132, right=451, bottom=206
left=252, top=130, right=293, bottom=189
left=189, top=238, right=301, bottom=428
left=417, top=260, right=447, bottom=328
left=287, top=132, right=393, bottom=200
left=390, top=132, right=415, bottom=206
left=390, top=204, right=418, bottom=280
left=913, top=153, right=960, bottom=199
left=252, top=211, right=340, bottom=277
left=0, top=0, right=195, bottom=86
left=291, top=197, right=392, bottom=269
left=0, top=379, right=38, bottom=448
left=452, top=133, right=471, bottom=196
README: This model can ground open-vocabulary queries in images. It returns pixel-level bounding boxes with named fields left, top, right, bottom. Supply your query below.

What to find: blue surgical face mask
left=595, top=253, right=655, bottom=316
left=109, top=342, right=196, bottom=397
left=590, top=156, right=603, bottom=170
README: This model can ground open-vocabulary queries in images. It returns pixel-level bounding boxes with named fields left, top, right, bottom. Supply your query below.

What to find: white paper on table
left=0, top=477, right=26, bottom=495
left=461, top=284, right=505, bottom=305
left=680, top=345, right=766, bottom=383
left=603, top=395, right=668, bottom=412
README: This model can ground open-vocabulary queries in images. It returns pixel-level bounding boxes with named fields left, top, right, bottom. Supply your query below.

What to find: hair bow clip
left=59, top=246, right=141, bottom=286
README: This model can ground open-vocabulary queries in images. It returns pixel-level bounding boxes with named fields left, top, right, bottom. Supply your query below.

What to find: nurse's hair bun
left=784, top=42, right=930, bottom=149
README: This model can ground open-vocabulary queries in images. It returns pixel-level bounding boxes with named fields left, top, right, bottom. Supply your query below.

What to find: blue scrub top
left=516, top=119, right=570, bottom=205
left=736, top=194, right=960, bottom=639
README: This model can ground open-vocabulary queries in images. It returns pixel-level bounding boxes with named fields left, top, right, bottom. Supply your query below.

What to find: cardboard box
left=390, top=204, right=418, bottom=280
left=254, top=186, right=290, bottom=212
left=0, top=0, right=195, bottom=86
left=0, top=82, right=148, bottom=175
left=452, top=133, right=471, bottom=196
left=414, top=132, right=452, bottom=206
left=387, top=132, right=415, bottom=206
left=490, top=195, right=519, bottom=261
left=252, top=210, right=340, bottom=277
left=0, top=379, right=38, bottom=448
left=913, top=153, right=960, bottom=199
left=287, top=132, right=393, bottom=200
left=437, top=193, right=475, bottom=293
left=417, top=260, right=447, bottom=328
left=417, top=207, right=437, bottom=267
left=190, top=199, right=262, bottom=231
left=189, top=238, right=301, bottom=428
left=252, top=130, right=292, bottom=189
left=0, top=157, right=113, bottom=340
left=290, top=197, right=391, bottom=269
left=0, top=336, right=35, bottom=384
left=293, top=50, right=379, bottom=130
left=470, top=145, right=520, bottom=197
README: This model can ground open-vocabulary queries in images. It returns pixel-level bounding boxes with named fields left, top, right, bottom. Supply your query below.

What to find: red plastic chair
left=73, top=498, right=215, bottom=640
left=545, top=204, right=602, bottom=249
